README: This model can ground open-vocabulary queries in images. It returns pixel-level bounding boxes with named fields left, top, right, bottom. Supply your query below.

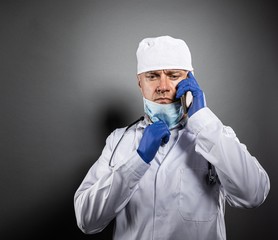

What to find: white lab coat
left=74, top=107, right=270, bottom=240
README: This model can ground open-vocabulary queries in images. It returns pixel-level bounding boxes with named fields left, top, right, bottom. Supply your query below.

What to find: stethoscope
left=109, top=116, right=144, bottom=168
left=109, top=116, right=217, bottom=185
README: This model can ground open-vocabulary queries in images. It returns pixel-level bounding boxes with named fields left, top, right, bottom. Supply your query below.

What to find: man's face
left=137, top=69, right=188, bottom=104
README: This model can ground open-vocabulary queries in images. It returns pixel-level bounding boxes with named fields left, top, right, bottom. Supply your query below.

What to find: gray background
left=1, top=0, right=277, bottom=239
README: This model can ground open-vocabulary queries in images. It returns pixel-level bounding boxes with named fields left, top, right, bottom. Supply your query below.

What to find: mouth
left=154, top=98, right=174, bottom=104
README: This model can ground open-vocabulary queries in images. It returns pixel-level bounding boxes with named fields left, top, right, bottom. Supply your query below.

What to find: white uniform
left=74, top=107, right=270, bottom=240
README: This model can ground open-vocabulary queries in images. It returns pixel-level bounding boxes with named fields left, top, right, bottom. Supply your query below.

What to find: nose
left=157, top=74, right=170, bottom=93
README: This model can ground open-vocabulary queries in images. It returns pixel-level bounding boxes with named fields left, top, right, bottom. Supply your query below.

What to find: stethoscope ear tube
left=109, top=116, right=144, bottom=167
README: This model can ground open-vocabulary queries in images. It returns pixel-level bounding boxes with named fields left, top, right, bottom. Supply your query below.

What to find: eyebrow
left=145, top=70, right=184, bottom=74
left=163, top=70, right=185, bottom=74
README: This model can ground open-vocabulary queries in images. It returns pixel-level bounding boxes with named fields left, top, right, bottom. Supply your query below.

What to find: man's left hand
left=176, top=71, right=205, bottom=117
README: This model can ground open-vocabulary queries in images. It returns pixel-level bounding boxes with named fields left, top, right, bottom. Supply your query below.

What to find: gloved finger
left=149, top=120, right=169, bottom=134
left=152, top=120, right=168, bottom=129
left=155, top=120, right=170, bottom=144
left=187, top=71, right=194, bottom=79
left=187, top=71, right=201, bottom=89
left=176, top=80, right=199, bottom=99
left=148, top=120, right=164, bottom=129
left=161, top=126, right=171, bottom=142
left=162, top=131, right=170, bottom=144
left=176, top=79, right=188, bottom=98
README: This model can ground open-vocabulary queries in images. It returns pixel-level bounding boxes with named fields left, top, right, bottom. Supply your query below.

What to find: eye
left=169, top=74, right=180, bottom=80
left=146, top=74, right=158, bottom=80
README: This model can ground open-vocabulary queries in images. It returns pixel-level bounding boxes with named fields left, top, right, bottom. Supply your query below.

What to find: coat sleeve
left=73, top=129, right=149, bottom=234
left=186, top=107, right=270, bottom=208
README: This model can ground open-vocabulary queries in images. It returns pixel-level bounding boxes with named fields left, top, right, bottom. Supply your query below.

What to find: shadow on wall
left=1, top=96, right=136, bottom=240
left=97, top=99, right=136, bottom=145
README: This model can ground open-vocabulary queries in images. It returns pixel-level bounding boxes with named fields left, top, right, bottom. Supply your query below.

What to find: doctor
left=74, top=36, right=270, bottom=240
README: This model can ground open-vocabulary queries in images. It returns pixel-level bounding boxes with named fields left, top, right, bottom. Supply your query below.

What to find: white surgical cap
left=136, top=35, right=193, bottom=74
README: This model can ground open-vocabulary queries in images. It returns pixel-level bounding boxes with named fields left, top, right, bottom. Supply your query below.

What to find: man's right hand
left=137, top=120, right=170, bottom=163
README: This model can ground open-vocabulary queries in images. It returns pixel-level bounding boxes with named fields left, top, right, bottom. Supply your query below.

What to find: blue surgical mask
left=143, top=97, right=184, bottom=129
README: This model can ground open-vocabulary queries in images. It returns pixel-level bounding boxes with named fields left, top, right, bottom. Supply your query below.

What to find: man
left=74, top=36, right=270, bottom=240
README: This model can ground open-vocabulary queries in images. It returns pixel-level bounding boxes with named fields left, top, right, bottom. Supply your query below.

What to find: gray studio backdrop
left=1, top=0, right=277, bottom=239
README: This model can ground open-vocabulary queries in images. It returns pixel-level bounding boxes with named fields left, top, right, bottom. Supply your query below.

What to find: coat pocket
left=178, top=167, right=219, bottom=222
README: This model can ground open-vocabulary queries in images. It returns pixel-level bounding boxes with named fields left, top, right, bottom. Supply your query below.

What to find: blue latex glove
left=176, top=71, right=205, bottom=117
left=137, top=120, right=170, bottom=163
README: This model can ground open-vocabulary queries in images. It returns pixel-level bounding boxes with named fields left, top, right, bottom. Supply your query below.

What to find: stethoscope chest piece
left=207, top=162, right=217, bottom=185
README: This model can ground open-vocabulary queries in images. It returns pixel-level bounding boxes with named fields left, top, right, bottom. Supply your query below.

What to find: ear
left=137, top=74, right=145, bottom=96
left=137, top=74, right=142, bottom=88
